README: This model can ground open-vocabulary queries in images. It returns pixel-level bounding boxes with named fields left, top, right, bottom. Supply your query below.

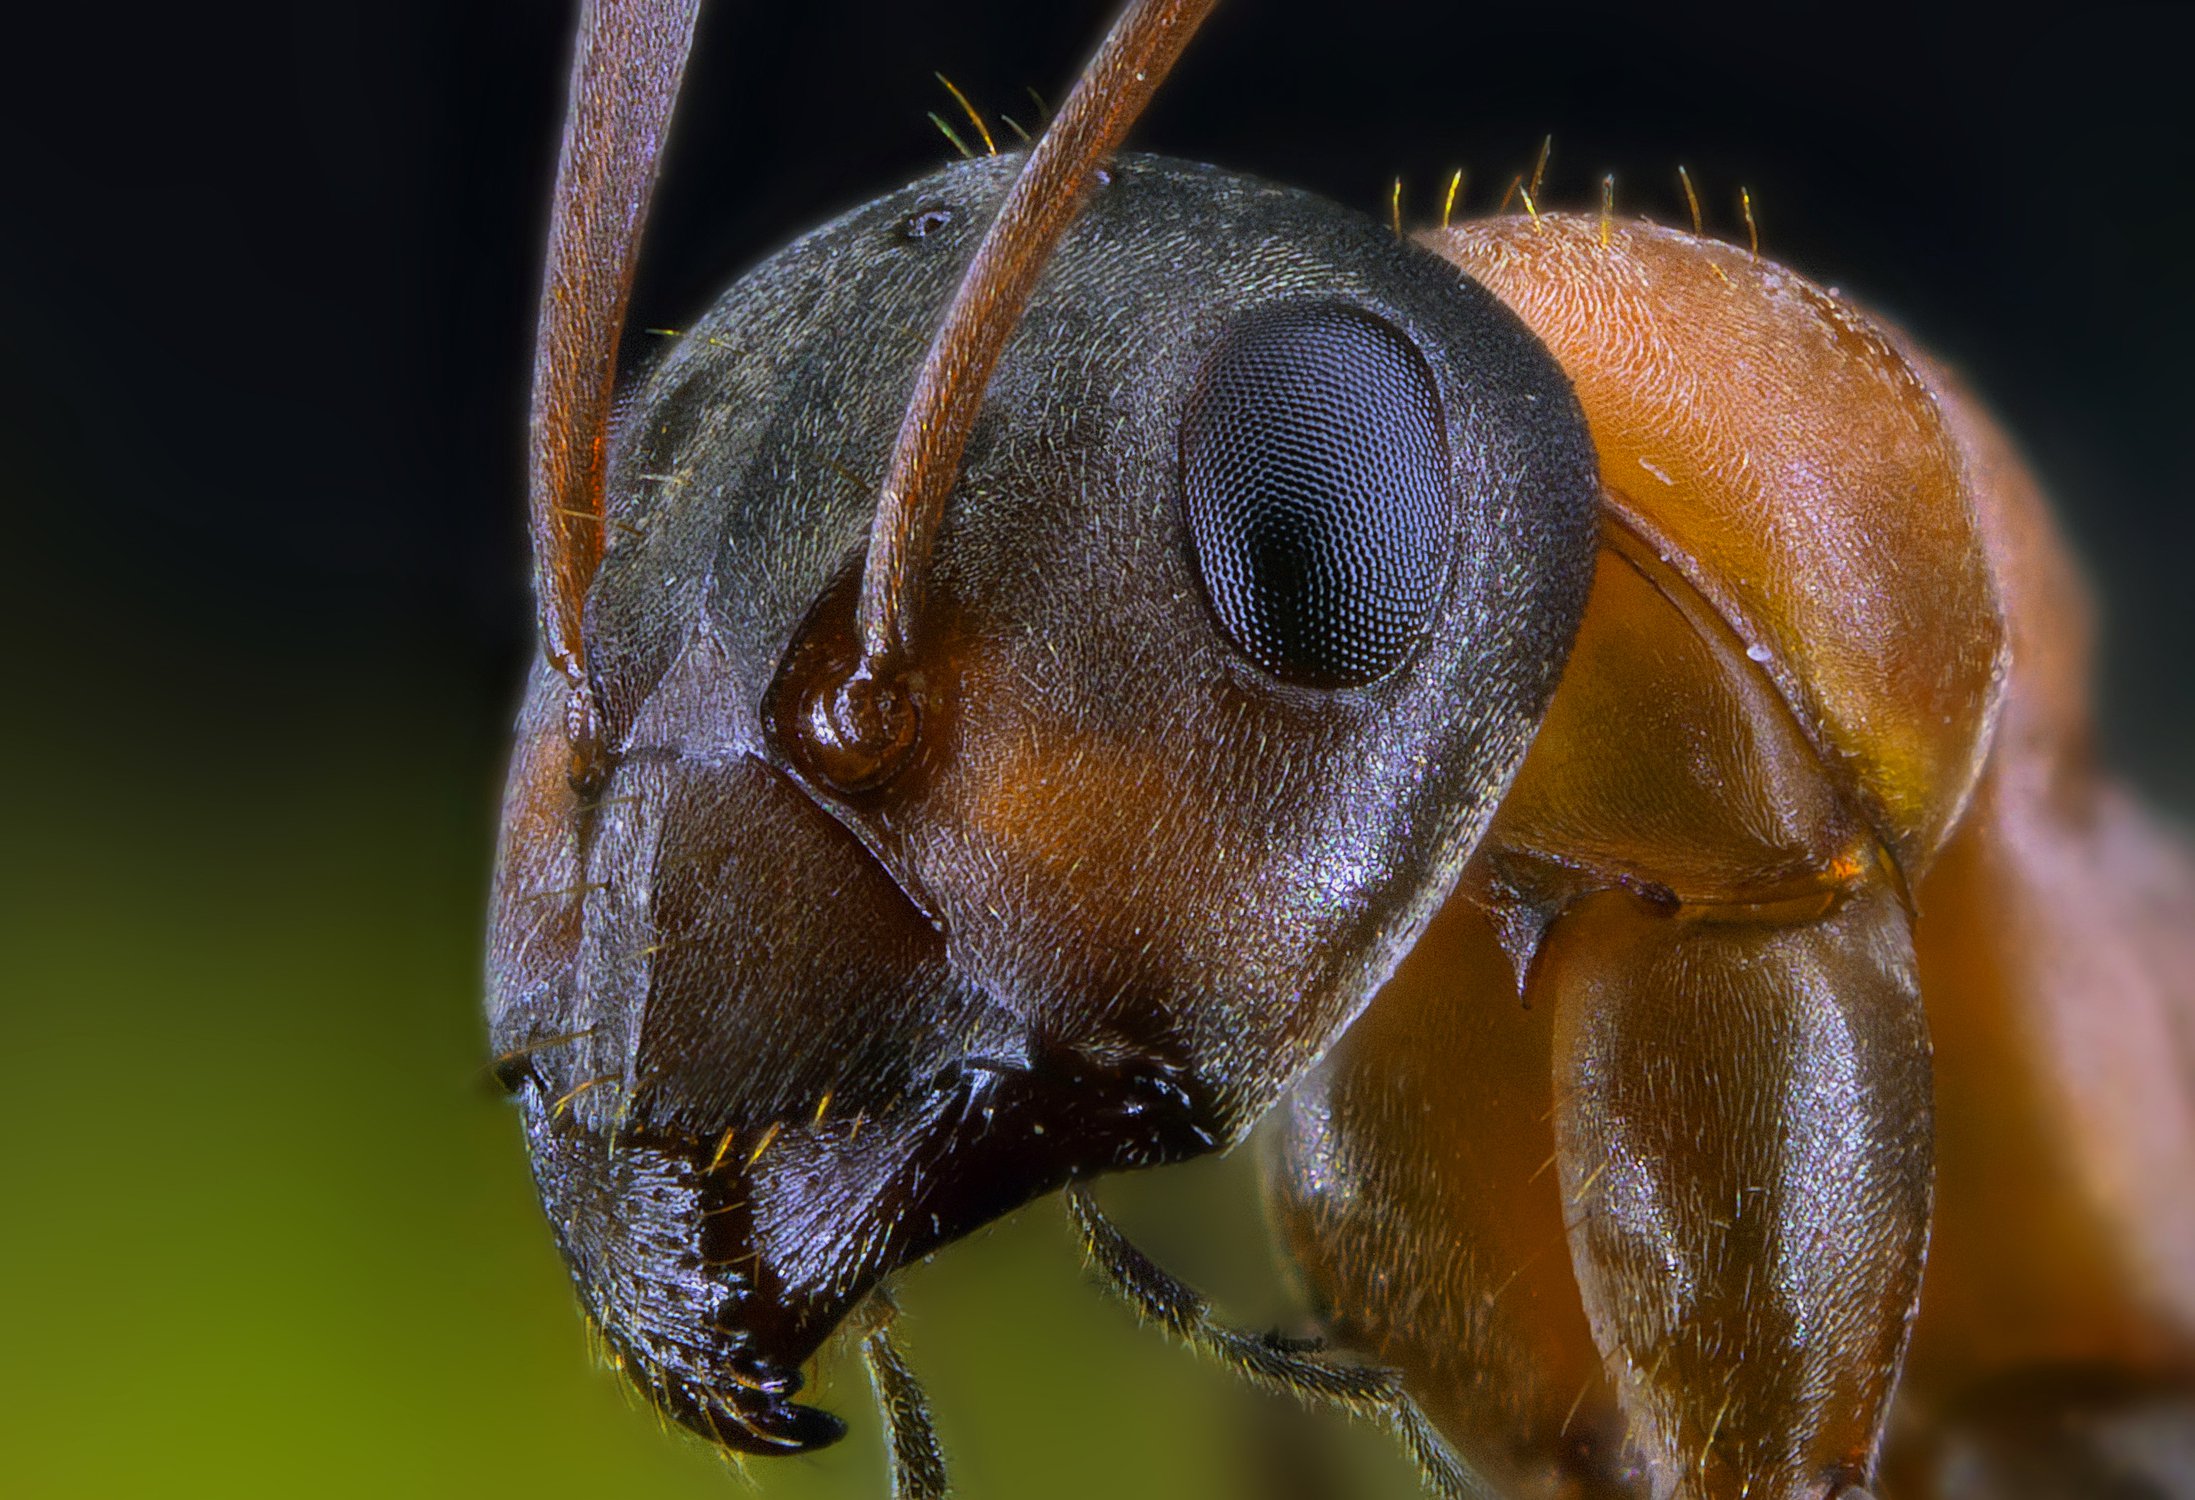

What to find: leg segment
left=862, top=1323, right=948, bottom=1500
left=1066, top=1185, right=1498, bottom=1500
left=1546, top=880, right=1932, bottom=1498
left=1268, top=892, right=1631, bottom=1497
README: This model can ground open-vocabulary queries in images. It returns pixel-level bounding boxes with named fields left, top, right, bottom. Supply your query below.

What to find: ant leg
left=1266, top=889, right=1633, bottom=1497
left=1545, top=877, right=1932, bottom=1499
left=1066, top=1184, right=1499, bottom=1500
left=862, top=1324, right=948, bottom=1500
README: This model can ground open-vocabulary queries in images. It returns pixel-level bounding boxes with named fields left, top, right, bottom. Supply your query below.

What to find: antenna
left=528, top=0, right=701, bottom=786
left=795, top=0, right=1220, bottom=791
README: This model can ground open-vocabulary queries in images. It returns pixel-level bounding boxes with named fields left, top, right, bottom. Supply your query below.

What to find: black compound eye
left=1180, top=300, right=1453, bottom=687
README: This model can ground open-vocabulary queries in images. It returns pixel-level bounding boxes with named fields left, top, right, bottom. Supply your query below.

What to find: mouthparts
left=518, top=1033, right=1221, bottom=1456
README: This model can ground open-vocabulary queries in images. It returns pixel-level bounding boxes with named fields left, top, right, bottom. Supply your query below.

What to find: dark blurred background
left=4, top=3, right=2190, bottom=1496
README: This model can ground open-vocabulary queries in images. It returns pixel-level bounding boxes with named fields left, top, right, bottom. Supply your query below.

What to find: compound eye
left=1180, top=301, right=1453, bottom=687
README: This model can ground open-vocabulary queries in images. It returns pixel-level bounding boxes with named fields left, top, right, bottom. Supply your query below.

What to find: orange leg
left=1543, top=879, right=1930, bottom=1498
left=1268, top=538, right=1933, bottom=1496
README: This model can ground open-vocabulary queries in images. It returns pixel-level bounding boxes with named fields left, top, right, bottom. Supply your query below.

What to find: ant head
left=494, top=0, right=1593, bottom=1457
left=494, top=148, right=1596, bottom=1452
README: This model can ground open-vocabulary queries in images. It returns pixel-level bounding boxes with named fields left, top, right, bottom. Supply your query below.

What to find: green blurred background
left=7, top=4, right=2191, bottom=1497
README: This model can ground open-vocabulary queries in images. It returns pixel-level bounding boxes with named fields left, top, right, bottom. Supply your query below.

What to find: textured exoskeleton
left=491, top=150, right=1599, bottom=1453
left=1268, top=215, right=2195, bottom=1498
left=495, top=3, right=2195, bottom=1493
